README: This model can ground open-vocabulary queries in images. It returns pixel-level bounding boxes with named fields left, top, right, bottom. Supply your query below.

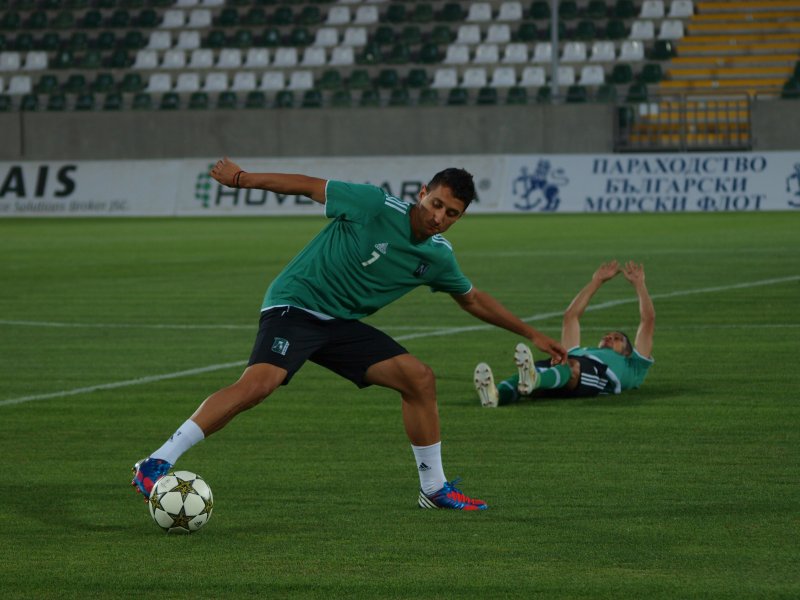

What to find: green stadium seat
left=231, top=29, right=254, bottom=48
left=91, top=73, right=115, bottom=93
left=216, top=8, right=239, bottom=27
left=360, top=89, right=381, bottom=107
left=477, top=87, right=498, bottom=105
left=575, top=20, right=597, bottom=41
left=107, top=49, right=130, bottom=69
left=121, top=72, right=144, bottom=92
left=418, top=88, right=440, bottom=106
left=357, top=42, right=382, bottom=65
left=298, top=6, right=322, bottom=25
left=108, top=9, right=131, bottom=28
left=25, top=11, right=48, bottom=29
left=0, top=94, right=12, bottom=111
left=218, top=91, right=238, bottom=109
left=418, top=43, right=441, bottom=64
left=406, top=68, right=429, bottom=88
left=260, top=28, right=281, bottom=47
left=272, top=6, right=294, bottom=26
left=558, top=1, right=578, bottom=20
left=530, top=1, right=550, bottom=19
left=516, top=22, right=538, bottom=42
left=606, top=19, right=628, bottom=40
left=331, top=89, right=352, bottom=108
left=429, top=25, right=454, bottom=45
left=438, top=3, right=465, bottom=22
left=610, top=64, right=633, bottom=84
left=95, top=31, right=117, bottom=50
left=651, top=40, right=675, bottom=60
left=587, top=0, right=608, bottom=19
left=639, top=63, right=663, bottom=84
left=411, top=3, right=434, bottom=23
left=780, top=78, right=800, bottom=100
left=102, top=91, right=123, bottom=110
left=536, top=86, right=552, bottom=103
left=0, top=12, right=21, bottom=30
left=626, top=83, right=648, bottom=102
left=400, top=25, right=422, bottom=45
left=373, top=25, right=396, bottom=46
left=63, top=73, right=87, bottom=94
left=289, top=28, right=312, bottom=46
left=39, top=32, right=62, bottom=52
left=80, top=50, right=102, bottom=69
left=566, top=84, right=588, bottom=103
left=0, top=33, right=5, bottom=51
left=123, top=31, right=146, bottom=50
left=51, top=50, right=76, bottom=69
left=14, top=33, right=34, bottom=52
left=614, top=0, right=636, bottom=18
left=21, top=93, right=39, bottom=111
left=595, top=83, right=618, bottom=103
left=205, top=30, right=226, bottom=49
left=376, top=69, right=400, bottom=89
left=388, top=87, right=410, bottom=106
left=188, top=92, right=209, bottom=110
left=67, top=32, right=88, bottom=51
left=35, top=74, right=59, bottom=94
left=47, top=93, right=67, bottom=111
left=795, top=61, right=800, bottom=79
left=74, top=92, right=95, bottom=111
left=95, top=0, right=114, bottom=7
left=243, top=8, right=267, bottom=26
left=120, top=0, right=145, bottom=7
left=301, top=89, right=323, bottom=108
left=446, top=88, right=468, bottom=106
left=275, top=90, right=295, bottom=108
left=160, top=92, right=180, bottom=110
left=385, top=4, right=406, bottom=23
left=506, top=86, right=528, bottom=105
left=318, top=69, right=343, bottom=91
left=80, top=10, right=102, bottom=28
left=135, top=9, right=158, bottom=28
left=348, top=69, right=372, bottom=90
left=386, top=43, right=411, bottom=64
left=132, top=92, right=152, bottom=110
left=245, top=90, right=266, bottom=109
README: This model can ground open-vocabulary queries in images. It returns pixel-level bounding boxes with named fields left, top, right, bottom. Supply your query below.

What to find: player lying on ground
left=474, top=261, right=654, bottom=407
left=133, top=158, right=567, bottom=511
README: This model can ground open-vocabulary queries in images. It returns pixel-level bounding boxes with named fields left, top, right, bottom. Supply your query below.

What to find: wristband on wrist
left=233, top=170, right=244, bottom=188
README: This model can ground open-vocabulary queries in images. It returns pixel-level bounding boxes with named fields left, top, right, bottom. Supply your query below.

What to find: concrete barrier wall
left=1, top=101, right=796, bottom=161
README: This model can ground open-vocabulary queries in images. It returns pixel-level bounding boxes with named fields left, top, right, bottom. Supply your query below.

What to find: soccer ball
left=148, top=470, right=214, bottom=534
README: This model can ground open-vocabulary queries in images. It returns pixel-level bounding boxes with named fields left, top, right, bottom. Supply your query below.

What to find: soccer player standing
left=133, top=157, right=567, bottom=511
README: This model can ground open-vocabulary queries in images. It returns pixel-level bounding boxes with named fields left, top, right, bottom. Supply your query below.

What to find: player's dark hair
left=614, top=331, right=634, bottom=356
left=427, top=168, right=475, bottom=209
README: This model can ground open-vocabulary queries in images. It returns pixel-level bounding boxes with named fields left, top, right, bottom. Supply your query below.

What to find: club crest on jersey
left=413, top=262, right=430, bottom=278
left=374, top=242, right=389, bottom=254
left=271, top=337, right=290, bottom=356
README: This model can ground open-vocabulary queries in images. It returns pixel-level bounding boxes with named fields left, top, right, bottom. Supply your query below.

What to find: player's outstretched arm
left=561, top=260, right=620, bottom=349
left=622, top=261, right=655, bottom=358
left=452, top=288, right=567, bottom=364
left=210, top=157, right=328, bottom=203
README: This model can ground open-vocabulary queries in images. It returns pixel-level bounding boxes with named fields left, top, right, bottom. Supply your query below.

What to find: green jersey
left=567, top=346, right=654, bottom=394
left=263, top=180, right=472, bottom=319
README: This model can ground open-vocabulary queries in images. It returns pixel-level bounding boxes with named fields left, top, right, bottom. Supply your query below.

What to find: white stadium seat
left=554, top=65, right=575, bottom=86
left=590, top=41, right=616, bottom=62
left=561, top=42, right=587, bottom=62
left=456, top=25, right=482, bottom=45
left=579, top=65, right=605, bottom=85
left=467, top=2, right=492, bottom=22
left=244, top=48, right=270, bottom=68
left=217, top=48, right=242, bottom=69
left=203, top=72, right=228, bottom=92
left=176, top=31, right=200, bottom=50
left=189, top=48, right=213, bottom=69
left=431, top=67, right=458, bottom=89
left=353, top=5, right=378, bottom=24
left=148, top=31, right=172, bottom=50
left=329, top=46, right=354, bottom=66
left=342, top=27, right=367, bottom=47
left=532, top=42, right=552, bottom=63
left=502, top=43, right=528, bottom=64
left=485, top=24, right=511, bottom=44
left=146, top=73, right=172, bottom=92
left=491, top=66, right=517, bottom=87
left=231, top=72, right=256, bottom=91
left=161, top=49, right=186, bottom=69
left=161, top=9, right=184, bottom=28
left=7, top=74, right=31, bottom=94
left=0, top=76, right=4, bottom=93
left=273, top=47, right=298, bottom=68
left=288, top=70, right=314, bottom=90
left=473, top=43, right=499, bottom=64
left=620, top=40, right=645, bottom=61
left=659, top=20, right=685, bottom=39
left=260, top=71, right=285, bottom=91
left=314, top=27, right=339, bottom=47
left=630, top=20, right=655, bottom=40
left=175, top=72, right=200, bottom=92
left=669, top=0, right=694, bottom=18
left=301, top=47, right=327, bottom=67
left=443, top=44, right=470, bottom=64
left=187, top=9, right=211, bottom=28
left=497, top=1, right=523, bottom=21
left=326, top=6, right=351, bottom=25
left=24, top=51, right=47, bottom=70
left=0, top=52, right=22, bottom=72
left=520, top=66, right=546, bottom=87
left=133, top=49, right=159, bottom=70
left=462, top=67, right=487, bottom=88
left=640, top=0, right=665, bottom=18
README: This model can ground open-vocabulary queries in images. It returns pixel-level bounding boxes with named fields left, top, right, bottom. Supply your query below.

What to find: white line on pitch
left=1, top=274, right=797, bottom=408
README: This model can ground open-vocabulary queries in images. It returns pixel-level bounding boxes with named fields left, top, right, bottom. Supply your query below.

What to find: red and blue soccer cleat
left=131, top=457, right=172, bottom=500
left=418, top=479, right=488, bottom=511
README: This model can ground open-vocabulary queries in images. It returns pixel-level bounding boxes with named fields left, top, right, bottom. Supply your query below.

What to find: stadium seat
left=405, top=68, right=429, bottom=88
left=353, top=5, right=378, bottom=25
left=329, top=47, right=354, bottom=66
left=356, top=88, right=378, bottom=108
left=595, top=83, right=617, bottom=102
left=502, top=43, right=529, bottom=64
left=431, top=67, right=458, bottom=89
left=133, top=49, right=158, bottom=70
left=204, top=30, right=226, bottom=49
left=532, top=43, right=552, bottom=64
left=418, top=88, right=440, bottom=106
left=231, top=72, right=256, bottom=92
left=520, top=66, right=546, bottom=87
left=555, top=66, right=576, bottom=86
left=216, top=7, right=239, bottom=27
left=162, top=49, right=186, bottom=69
left=120, top=72, right=144, bottom=92
left=63, top=73, right=87, bottom=93
left=614, top=0, right=636, bottom=19
left=658, top=20, right=684, bottom=40
left=103, top=92, right=122, bottom=110
left=639, top=63, right=663, bottom=83
left=188, top=9, right=211, bottom=28
left=491, top=66, right=517, bottom=87
left=175, top=72, right=200, bottom=92
left=590, top=41, right=616, bottom=62
left=132, top=92, right=152, bottom=110
left=244, top=48, right=270, bottom=68
left=384, top=4, right=407, bottom=24
left=579, top=65, right=605, bottom=85
left=620, top=40, right=645, bottom=62
left=530, top=1, right=550, bottom=20
left=439, top=3, right=465, bottom=22
left=474, top=44, right=499, bottom=64
left=477, top=86, right=498, bottom=105
left=447, top=87, right=468, bottom=105
left=0, top=51, right=21, bottom=71
left=273, top=48, right=299, bottom=68
left=146, top=73, right=171, bottom=92
left=67, top=32, right=89, bottom=51
left=575, top=20, right=598, bottom=41
left=301, top=89, right=322, bottom=108
left=400, top=26, right=422, bottom=45
left=245, top=90, right=266, bottom=109
left=288, top=70, right=313, bottom=91
left=52, top=50, right=77, bottom=69
left=135, top=9, right=159, bottom=28
left=462, top=67, right=488, bottom=89
left=586, top=0, right=608, bottom=19
left=562, top=42, right=586, bottom=62
left=189, top=48, right=213, bottom=69
left=376, top=68, right=400, bottom=89
left=176, top=31, right=200, bottom=50
left=260, top=28, right=281, bottom=48
left=204, top=72, right=228, bottom=92
left=217, top=91, right=237, bottom=109
left=271, top=6, right=293, bottom=26
left=188, top=91, right=209, bottom=109
left=626, top=82, right=648, bottom=102
left=566, top=84, right=588, bottom=103
left=443, top=45, right=470, bottom=65
left=357, top=42, right=382, bottom=65
left=159, top=92, right=180, bottom=110
left=74, top=92, right=95, bottom=110
left=161, top=9, right=185, bottom=28
left=148, top=31, right=171, bottom=50
left=47, top=93, right=67, bottom=111
left=506, top=86, right=527, bottom=104
left=651, top=40, right=675, bottom=60
left=610, top=63, right=634, bottom=84
left=301, top=47, right=326, bottom=67
left=516, top=22, right=538, bottom=42
left=51, top=10, right=75, bottom=30
left=260, top=71, right=285, bottom=91
left=243, top=7, right=267, bottom=27
left=314, top=27, right=339, bottom=48
left=630, top=21, right=655, bottom=40
left=91, top=72, right=114, bottom=93
left=109, top=9, right=131, bottom=28
left=231, top=30, right=254, bottom=49
left=342, top=27, right=367, bottom=47
left=386, top=43, right=411, bottom=64
left=668, top=0, right=694, bottom=18
left=536, top=86, right=551, bottom=103
left=327, top=6, right=351, bottom=26
left=331, top=89, right=352, bottom=107
left=606, top=19, right=628, bottom=40
left=289, top=27, right=312, bottom=47
left=80, top=10, right=102, bottom=28
left=498, top=2, right=524, bottom=21
left=559, top=1, right=579, bottom=20
left=486, top=24, right=511, bottom=44
left=456, top=25, right=482, bottom=46
left=388, top=87, right=410, bottom=106
left=34, top=74, right=57, bottom=94
left=24, top=51, right=47, bottom=70
left=39, top=32, right=62, bottom=52
left=218, top=49, right=242, bottom=69
left=467, top=2, right=492, bottom=22
left=640, top=0, right=664, bottom=19
left=298, top=6, right=322, bottom=26
left=430, top=26, right=455, bottom=45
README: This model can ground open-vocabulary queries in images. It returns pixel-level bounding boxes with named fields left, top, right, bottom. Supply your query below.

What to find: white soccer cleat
left=473, top=362, right=499, bottom=408
left=514, top=343, right=538, bottom=395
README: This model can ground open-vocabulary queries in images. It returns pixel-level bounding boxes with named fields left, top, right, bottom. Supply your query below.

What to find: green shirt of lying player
left=474, top=261, right=655, bottom=407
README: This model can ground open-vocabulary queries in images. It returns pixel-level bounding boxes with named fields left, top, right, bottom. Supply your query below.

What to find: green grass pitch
left=0, top=212, right=798, bottom=599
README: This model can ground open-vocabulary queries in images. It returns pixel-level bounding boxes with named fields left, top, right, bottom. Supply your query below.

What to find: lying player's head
left=426, top=168, right=475, bottom=210
left=599, top=331, right=633, bottom=356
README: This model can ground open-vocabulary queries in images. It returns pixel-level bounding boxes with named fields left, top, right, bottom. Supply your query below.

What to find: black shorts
left=534, top=355, right=610, bottom=398
left=248, top=307, right=408, bottom=388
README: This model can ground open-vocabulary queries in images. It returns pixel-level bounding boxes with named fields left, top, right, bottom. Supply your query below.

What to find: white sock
left=411, top=442, right=447, bottom=495
left=151, top=419, right=205, bottom=465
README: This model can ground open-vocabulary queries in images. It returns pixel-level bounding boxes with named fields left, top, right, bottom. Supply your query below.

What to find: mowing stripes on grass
left=1, top=274, right=796, bottom=409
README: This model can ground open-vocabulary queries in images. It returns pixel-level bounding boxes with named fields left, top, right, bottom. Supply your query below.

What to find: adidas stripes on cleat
left=131, top=457, right=172, bottom=500
left=514, top=342, right=539, bottom=395
left=418, top=479, right=488, bottom=511
left=474, top=362, right=499, bottom=408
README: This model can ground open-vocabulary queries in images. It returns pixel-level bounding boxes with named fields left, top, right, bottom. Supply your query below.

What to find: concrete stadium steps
left=695, top=0, right=800, bottom=13
left=666, top=66, right=794, bottom=81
